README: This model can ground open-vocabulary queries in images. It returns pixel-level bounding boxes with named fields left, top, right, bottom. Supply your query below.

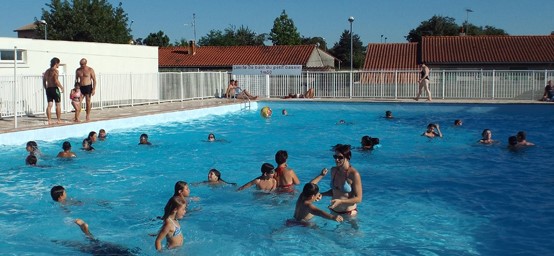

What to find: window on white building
left=0, top=49, right=26, bottom=63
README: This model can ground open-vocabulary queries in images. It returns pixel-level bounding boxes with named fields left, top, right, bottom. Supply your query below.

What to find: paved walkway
left=0, top=98, right=548, bottom=134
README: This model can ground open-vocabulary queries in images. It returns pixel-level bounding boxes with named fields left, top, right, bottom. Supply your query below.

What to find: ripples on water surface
left=0, top=102, right=553, bottom=255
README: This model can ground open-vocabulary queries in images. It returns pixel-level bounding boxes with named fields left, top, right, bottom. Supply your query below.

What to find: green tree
left=301, top=36, right=328, bottom=51
left=269, top=10, right=301, bottom=45
left=478, top=25, right=508, bottom=35
left=406, top=15, right=460, bottom=42
left=198, top=25, right=265, bottom=46
left=39, top=0, right=132, bottom=44
left=234, top=26, right=266, bottom=45
left=172, top=38, right=189, bottom=47
left=329, top=30, right=364, bottom=70
left=143, top=31, right=170, bottom=47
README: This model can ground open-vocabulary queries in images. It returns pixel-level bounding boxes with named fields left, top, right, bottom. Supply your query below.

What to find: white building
left=0, top=37, right=158, bottom=76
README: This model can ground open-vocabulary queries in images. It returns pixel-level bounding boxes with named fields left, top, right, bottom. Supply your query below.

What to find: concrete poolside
left=0, top=97, right=549, bottom=135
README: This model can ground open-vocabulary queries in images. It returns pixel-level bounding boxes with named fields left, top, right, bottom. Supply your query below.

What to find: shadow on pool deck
left=0, top=98, right=549, bottom=134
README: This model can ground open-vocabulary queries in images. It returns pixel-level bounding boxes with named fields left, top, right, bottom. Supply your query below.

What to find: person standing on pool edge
left=312, top=144, right=362, bottom=217
left=43, top=57, right=64, bottom=125
left=75, top=58, right=97, bottom=122
left=415, top=63, right=431, bottom=101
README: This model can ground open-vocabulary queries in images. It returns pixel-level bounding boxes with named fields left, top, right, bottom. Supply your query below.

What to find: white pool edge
left=0, top=102, right=258, bottom=146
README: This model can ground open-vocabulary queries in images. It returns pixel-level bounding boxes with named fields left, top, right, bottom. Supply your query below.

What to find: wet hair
left=333, top=144, right=352, bottom=160
left=385, top=111, right=392, bottom=117
left=26, top=141, right=38, bottom=153
left=427, top=123, right=436, bottom=129
left=361, top=136, right=373, bottom=148
left=482, top=129, right=491, bottom=137
left=209, top=169, right=235, bottom=185
left=173, top=181, right=188, bottom=197
left=26, top=155, right=37, bottom=165
left=275, top=150, right=288, bottom=165
left=208, top=133, right=215, bottom=140
left=454, top=119, right=462, bottom=125
left=162, top=196, right=186, bottom=220
left=50, top=185, right=65, bottom=201
left=301, top=183, right=319, bottom=199
left=140, top=133, right=148, bottom=140
left=209, top=169, right=221, bottom=181
left=50, top=57, right=60, bottom=67
left=26, top=141, right=38, bottom=148
left=516, top=131, right=526, bottom=141
left=371, top=137, right=380, bottom=145
left=88, top=131, right=97, bottom=140
left=82, top=139, right=94, bottom=151
left=98, top=129, right=106, bottom=138
left=62, top=141, right=71, bottom=151
left=260, top=163, right=275, bottom=174
left=508, top=136, right=518, bottom=146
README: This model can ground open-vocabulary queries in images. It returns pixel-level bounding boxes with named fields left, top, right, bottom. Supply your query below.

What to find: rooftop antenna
left=184, top=13, right=197, bottom=43
left=464, top=8, right=474, bottom=34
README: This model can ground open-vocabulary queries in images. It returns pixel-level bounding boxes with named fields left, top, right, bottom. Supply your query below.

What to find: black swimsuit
left=421, top=70, right=429, bottom=80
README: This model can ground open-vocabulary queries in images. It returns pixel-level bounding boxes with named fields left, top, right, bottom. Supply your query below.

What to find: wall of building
left=0, top=37, right=158, bottom=76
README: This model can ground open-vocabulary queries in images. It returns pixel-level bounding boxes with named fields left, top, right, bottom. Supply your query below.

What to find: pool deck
left=0, top=98, right=549, bottom=134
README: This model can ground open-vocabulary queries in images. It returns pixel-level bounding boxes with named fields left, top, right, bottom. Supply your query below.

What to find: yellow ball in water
left=260, top=106, right=272, bottom=118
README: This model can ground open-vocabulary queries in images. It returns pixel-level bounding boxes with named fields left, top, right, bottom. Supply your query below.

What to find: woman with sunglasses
left=311, top=144, right=362, bottom=216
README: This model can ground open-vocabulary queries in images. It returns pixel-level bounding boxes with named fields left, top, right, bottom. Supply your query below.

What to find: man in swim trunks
left=75, top=58, right=97, bottom=121
left=43, top=57, right=64, bottom=124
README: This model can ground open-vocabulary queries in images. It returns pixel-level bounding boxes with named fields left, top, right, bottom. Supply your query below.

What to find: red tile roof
left=159, top=45, right=321, bottom=68
left=363, top=43, right=419, bottom=70
left=422, top=35, right=554, bottom=64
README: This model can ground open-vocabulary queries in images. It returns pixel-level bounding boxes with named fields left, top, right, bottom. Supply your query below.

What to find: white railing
left=1, top=69, right=552, bottom=119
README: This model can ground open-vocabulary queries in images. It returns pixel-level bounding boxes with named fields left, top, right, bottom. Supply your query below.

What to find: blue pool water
left=0, top=101, right=553, bottom=255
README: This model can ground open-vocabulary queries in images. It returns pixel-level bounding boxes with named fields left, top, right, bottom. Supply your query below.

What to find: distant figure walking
left=43, top=57, right=64, bottom=124
left=75, top=58, right=97, bottom=122
left=415, top=63, right=431, bottom=101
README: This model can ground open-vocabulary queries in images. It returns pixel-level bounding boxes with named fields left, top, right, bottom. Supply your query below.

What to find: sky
left=1, top=0, right=553, bottom=46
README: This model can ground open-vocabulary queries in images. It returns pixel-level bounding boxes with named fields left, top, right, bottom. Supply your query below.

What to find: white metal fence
left=1, top=69, right=552, bottom=119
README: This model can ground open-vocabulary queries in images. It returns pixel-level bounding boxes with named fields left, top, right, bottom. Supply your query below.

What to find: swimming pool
left=0, top=101, right=553, bottom=255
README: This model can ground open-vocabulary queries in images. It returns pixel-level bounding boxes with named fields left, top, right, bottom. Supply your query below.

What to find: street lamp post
left=38, top=20, right=47, bottom=40
left=348, top=16, right=354, bottom=71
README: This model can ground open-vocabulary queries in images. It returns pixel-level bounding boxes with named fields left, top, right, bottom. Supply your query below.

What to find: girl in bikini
left=312, top=144, right=362, bottom=216
left=155, top=196, right=186, bottom=251
left=69, top=83, right=82, bottom=122
left=274, top=150, right=300, bottom=193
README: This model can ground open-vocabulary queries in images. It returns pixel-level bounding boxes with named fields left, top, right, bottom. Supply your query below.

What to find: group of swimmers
left=24, top=129, right=160, bottom=165
left=43, top=141, right=361, bottom=251
left=382, top=110, right=534, bottom=148
left=27, top=107, right=536, bottom=252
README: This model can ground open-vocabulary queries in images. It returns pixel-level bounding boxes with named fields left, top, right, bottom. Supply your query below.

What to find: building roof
left=422, top=35, right=554, bottom=64
left=14, top=22, right=38, bottom=32
left=159, top=44, right=331, bottom=68
left=363, top=43, right=419, bottom=70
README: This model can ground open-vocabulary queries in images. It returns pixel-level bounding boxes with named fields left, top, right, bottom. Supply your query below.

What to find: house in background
left=364, top=35, right=554, bottom=71
left=158, top=43, right=337, bottom=72
left=14, top=22, right=43, bottom=39
left=421, top=35, right=554, bottom=70
left=362, top=35, right=554, bottom=85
